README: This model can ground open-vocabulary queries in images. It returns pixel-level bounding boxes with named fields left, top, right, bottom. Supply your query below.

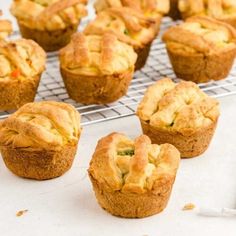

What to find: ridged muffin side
left=89, top=132, right=180, bottom=218
left=0, top=101, right=81, bottom=180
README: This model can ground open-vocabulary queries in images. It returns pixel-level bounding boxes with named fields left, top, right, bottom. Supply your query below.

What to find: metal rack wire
left=1, top=17, right=236, bottom=125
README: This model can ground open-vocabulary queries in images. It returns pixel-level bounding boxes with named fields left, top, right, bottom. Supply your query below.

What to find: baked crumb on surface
left=16, top=209, right=28, bottom=217
left=182, top=203, right=196, bottom=211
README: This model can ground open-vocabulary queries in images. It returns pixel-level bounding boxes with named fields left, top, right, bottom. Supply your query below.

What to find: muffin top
left=179, top=0, right=236, bottom=20
left=10, top=0, right=87, bottom=31
left=0, top=11, right=12, bottom=40
left=84, top=7, right=158, bottom=48
left=94, top=0, right=170, bottom=18
left=0, top=101, right=81, bottom=150
left=0, top=39, right=46, bottom=80
left=89, top=133, right=180, bottom=194
left=59, top=32, right=137, bottom=76
left=137, top=78, right=220, bottom=135
left=162, top=16, right=236, bottom=55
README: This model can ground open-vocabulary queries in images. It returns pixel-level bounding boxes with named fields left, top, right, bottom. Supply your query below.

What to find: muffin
left=59, top=32, right=137, bottom=104
left=0, top=39, right=46, bottom=110
left=88, top=132, right=180, bottom=218
left=0, top=10, right=12, bottom=40
left=84, top=7, right=157, bottom=70
left=10, top=0, right=88, bottom=51
left=0, top=101, right=81, bottom=180
left=179, top=0, right=236, bottom=28
left=137, top=78, right=220, bottom=158
left=162, top=16, right=236, bottom=83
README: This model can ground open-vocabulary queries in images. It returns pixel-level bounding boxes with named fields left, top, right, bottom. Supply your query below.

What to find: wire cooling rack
left=1, top=17, right=236, bottom=125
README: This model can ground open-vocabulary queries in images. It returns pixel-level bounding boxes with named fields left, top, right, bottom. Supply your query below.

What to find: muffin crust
left=0, top=101, right=81, bottom=180
left=0, top=39, right=46, bottom=110
left=137, top=78, right=220, bottom=158
left=162, top=16, right=236, bottom=82
left=89, top=132, right=180, bottom=218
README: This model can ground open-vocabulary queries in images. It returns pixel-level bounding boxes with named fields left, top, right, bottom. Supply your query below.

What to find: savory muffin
left=0, top=39, right=46, bottom=110
left=0, top=101, right=81, bottom=180
left=10, top=0, right=88, bottom=51
left=94, top=0, right=169, bottom=22
left=0, top=10, right=12, bottom=40
left=59, top=32, right=137, bottom=104
left=88, top=132, right=180, bottom=218
left=162, top=16, right=236, bottom=83
left=84, top=7, right=157, bottom=70
left=179, top=0, right=236, bottom=28
left=137, top=78, right=220, bottom=158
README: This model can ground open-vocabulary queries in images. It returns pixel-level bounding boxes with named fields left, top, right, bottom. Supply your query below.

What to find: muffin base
left=168, top=0, right=181, bottom=20
left=60, top=68, right=134, bottom=104
left=89, top=174, right=175, bottom=218
left=1, top=144, right=78, bottom=180
left=166, top=46, right=236, bottom=83
left=0, top=75, right=40, bottom=111
left=134, top=43, right=152, bottom=71
left=140, top=120, right=218, bottom=158
left=18, top=23, right=79, bottom=52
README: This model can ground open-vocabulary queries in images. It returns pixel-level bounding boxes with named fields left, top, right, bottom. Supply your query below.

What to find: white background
left=1, top=1, right=236, bottom=236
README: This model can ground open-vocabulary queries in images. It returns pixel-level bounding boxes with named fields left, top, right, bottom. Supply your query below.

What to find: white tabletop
left=1, top=1, right=236, bottom=236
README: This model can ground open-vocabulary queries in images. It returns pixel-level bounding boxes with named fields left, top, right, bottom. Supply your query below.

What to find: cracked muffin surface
left=84, top=7, right=157, bottom=70
left=10, top=0, right=88, bottom=51
left=94, top=0, right=170, bottom=20
left=179, top=0, right=236, bottom=28
left=84, top=7, right=158, bottom=49
left=137, top=78, right=220, bottom=158
left=0, top=101, right=81, bottom=150
left=0, top=38, right=46, bottom=110
left=89, top=132, right=180, bottom=218
left=60, top=32, right=137, bottom=76
left=10, top=0, right=87, bottom=31
left=0, top=39, right=46, bottom=80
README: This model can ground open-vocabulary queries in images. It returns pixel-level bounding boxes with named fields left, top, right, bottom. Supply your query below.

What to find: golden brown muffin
left=94, top=0, right=169, bottom=21
left=179, top=0, right=236, bottom=28
left=162, top=16, right=236, bottom=83
left=59, top=32, right=137, bottom=104
left=0, top=39, right=46, bottom=110
left=10, top=0, right=87, bottom=51
left=0, top=101, right=81, bottom=180
left=137, top=78, right=220, bottom=158
left=0, top=10, right=12, bottom=40
left=88, top=132, right=180, bottom=218
left=84, top=7, right=157, bottom=70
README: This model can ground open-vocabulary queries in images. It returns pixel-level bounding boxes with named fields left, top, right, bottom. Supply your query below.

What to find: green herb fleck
left=124, top=29, right=129, bottom=35
left=117, top=149, right=134, bottom=156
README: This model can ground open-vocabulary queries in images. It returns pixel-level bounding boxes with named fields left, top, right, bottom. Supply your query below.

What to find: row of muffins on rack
left=3, top=0, right=168, bottom=107
left=0, top=77, right=220, bottom=218
left=1, top=0, right=236, bottom=111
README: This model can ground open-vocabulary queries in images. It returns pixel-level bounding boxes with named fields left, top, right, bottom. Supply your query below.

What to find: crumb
left=182, top=203, right=195, bottom=211
left=16, top=210, right=28, bottom=217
